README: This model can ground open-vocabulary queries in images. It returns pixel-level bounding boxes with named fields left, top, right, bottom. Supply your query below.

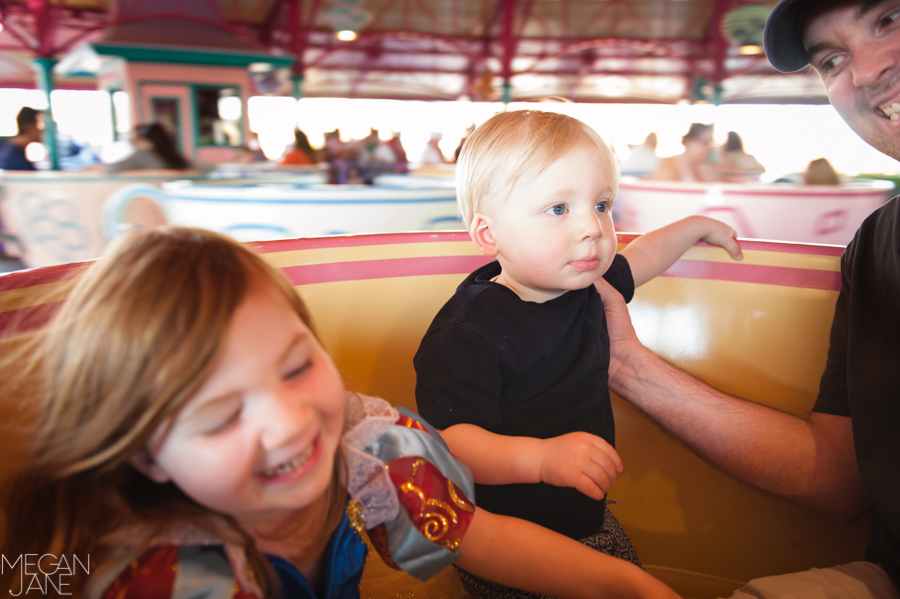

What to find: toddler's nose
left=578, top=213, right=605, bottom=240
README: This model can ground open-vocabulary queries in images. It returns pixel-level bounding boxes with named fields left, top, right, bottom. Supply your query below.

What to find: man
left=597, top=0, right=900, bottom=597
left=0, top=107, right=42, bottom=171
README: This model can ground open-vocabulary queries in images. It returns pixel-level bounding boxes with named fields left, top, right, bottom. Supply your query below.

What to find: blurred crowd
left=0, top=107, right=846, bottom=187
left=618, top=123, right=841, bottom=186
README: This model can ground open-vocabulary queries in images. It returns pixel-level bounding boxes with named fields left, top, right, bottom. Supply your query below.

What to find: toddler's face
left=485, top=143, right=617, bottom=303
left=140, top=282, right=346, bottom=533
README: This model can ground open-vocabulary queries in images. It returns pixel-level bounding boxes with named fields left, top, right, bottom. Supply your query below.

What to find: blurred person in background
left=361, top=128, right=399, bottom=183
left=388, top=132, right=409, bottom=173
left=420, top=131, right=447, bottom=165
left=618, top=132, right=661, bottom=178
left=803, top=157, right=841, bottom=185
left=648, top=123, right=717, bottom=182
left=102, top=123, right=190, bottom=173
left=279, top=127, right=318, bottom=166
left=0, top=107, right=43, bottom=171
left=716, top=131, right=766, bottom=182
left=454, top=124, right=476, bottom=162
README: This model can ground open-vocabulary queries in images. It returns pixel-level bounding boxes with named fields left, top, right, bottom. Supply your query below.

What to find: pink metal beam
left=111, top=13, right=262, bottom=47
left=709, top=0, right=733, bottom=85
left=677, top=0, right=713, bottom=39
left=27, top=0, right=53, bottom=56
left=409, top=0, right=444, bottom=35
left=367, top=0, right=402, bottom=31
left=500, top=0, right=516, bottom=81
left=305, top=30, right=487, bottom=67
left=0, top=17, right=39, bottom=51
left=574, top=2, right=612, bottom=41
left=615, top=0, right=652, bottom=38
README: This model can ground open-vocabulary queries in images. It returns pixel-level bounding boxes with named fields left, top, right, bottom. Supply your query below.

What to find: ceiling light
left=336, top=30, right=357, bottom=42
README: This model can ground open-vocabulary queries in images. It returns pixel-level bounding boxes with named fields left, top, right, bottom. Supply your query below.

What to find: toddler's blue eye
left=596, top=202, right=609, bottom=213
left=549, top=204, right=566, bottom=215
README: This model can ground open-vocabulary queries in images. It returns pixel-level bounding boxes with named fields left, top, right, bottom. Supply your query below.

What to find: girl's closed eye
left=284, top=360, right=311, bottom=380
left=196, top=399, right=243, bottom=435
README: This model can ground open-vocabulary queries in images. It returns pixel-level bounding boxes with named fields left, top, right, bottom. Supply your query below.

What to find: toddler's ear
left=470, top=213, right=499, bottom=258
left=130, top=450, right=171, bottom=484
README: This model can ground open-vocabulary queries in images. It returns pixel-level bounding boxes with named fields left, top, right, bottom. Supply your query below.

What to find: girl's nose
left=258, top=393, right=314, bottom=449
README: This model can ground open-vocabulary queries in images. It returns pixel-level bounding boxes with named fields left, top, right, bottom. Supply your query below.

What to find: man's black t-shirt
left=814, top=197, right=900, bottom=589
left=414, top=254, right=634, bottom=539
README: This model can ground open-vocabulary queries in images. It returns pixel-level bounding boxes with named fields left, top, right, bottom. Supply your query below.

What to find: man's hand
left=594, top=277, right=642, bottom=382
left=538, top=431, right=623, bottom=500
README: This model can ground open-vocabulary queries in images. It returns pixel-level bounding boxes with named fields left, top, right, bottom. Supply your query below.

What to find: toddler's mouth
left=569, top=256, right=600, bottom=271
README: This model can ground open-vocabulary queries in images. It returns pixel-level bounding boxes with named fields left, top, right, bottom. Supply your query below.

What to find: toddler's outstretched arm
left=457, top=508, right=681, bottom=599
left=441, top=423, right=622, bottom=500
left=618, top=216, right=743, bottom=288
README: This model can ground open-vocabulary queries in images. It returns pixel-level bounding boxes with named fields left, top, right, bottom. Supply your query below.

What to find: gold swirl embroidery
left=447, top=480, right=474, bottom=513
left=391, top=459, right=462, bottom=550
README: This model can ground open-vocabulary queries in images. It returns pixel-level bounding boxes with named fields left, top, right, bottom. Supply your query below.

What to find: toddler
left=0, top=227, right=680, bottom=599
left=414, top=109, right=743, bottom=598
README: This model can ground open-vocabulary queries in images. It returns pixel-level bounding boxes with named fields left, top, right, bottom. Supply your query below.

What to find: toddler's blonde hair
left=455, top=109, right=619, bottom=230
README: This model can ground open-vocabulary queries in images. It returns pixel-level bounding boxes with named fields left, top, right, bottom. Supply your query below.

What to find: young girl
left=0, top=227, right=679, bottom=599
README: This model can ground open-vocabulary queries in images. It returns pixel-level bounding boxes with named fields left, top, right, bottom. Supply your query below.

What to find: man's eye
left=596, top=202, right=609, bottom=213
left=881, top=9, right=900, bottom=27
left=547, top=204, right=567, bottom=215
left=819, top=54, right=846, bottom=72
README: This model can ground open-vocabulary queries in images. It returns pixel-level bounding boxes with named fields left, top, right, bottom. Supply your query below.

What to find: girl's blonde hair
left=455, top=109, right=619, bottom=230
left=1, top=227, right=345, bottom=596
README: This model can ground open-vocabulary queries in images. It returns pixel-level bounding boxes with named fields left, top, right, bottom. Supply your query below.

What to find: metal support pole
left=292, top=73, right=304, bottom=100
left=500, top=0, right=516, bottom=105
left=32, top=57, right=60, bottom=170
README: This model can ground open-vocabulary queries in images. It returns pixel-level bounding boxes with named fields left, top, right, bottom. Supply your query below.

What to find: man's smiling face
left=803, top=0, right=900, bottom=160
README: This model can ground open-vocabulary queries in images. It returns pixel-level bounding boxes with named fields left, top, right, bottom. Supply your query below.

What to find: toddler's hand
left=538, top=432, right=622, bottom=500
left=697, top=216, right=743, bottom=261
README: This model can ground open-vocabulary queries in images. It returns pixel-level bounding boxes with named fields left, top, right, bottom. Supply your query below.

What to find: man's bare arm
left=595, top=278, right=871, bottom=523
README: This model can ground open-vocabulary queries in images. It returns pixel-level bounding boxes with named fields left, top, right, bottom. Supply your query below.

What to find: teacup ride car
left=102, top=177, right=463, bottom=245
left=615, top=178, right=894, bottom=246
left=0, top=169, right=205, bottom=268
left=0, top=231, right=868, bottom=599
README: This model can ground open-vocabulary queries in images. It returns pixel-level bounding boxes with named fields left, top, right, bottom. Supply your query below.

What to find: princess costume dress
left=84, top=394, right=476, bottom=599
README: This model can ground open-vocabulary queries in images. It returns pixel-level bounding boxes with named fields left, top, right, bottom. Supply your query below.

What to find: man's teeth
left=882, top=103, right=900, bottom=120
left=263, top=446, right=314, bottom=478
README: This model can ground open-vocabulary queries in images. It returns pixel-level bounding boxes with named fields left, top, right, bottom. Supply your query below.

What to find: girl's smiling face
left=136, top=281, right=346, bottom=532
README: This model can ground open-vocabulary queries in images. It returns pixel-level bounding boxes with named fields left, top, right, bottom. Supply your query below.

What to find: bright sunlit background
left=2, top=88, right=899, bottom=180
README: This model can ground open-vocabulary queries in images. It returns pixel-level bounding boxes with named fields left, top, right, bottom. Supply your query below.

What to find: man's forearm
left=610, top=345, right=870, bottom=522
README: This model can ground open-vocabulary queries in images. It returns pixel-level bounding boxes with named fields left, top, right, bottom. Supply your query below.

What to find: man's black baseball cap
left=763, top=0, right=813, bottom=73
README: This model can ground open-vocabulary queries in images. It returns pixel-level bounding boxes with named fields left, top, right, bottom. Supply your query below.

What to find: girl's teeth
left=263, top=446, right=313, bottom=478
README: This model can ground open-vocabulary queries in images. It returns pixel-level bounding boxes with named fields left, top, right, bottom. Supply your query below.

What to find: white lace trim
left=341, top=392, right=400, bottom=530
